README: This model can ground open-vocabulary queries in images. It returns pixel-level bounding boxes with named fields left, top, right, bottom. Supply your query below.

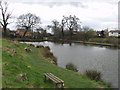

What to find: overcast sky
left=1, top=0, right=119, bottom=30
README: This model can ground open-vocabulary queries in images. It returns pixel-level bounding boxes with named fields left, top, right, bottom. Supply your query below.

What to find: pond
left=23, top=41, right=119, bottom=88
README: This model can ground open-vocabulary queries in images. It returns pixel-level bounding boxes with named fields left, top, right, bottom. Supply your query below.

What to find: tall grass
left=66, top=63, right=78, bottom=72
left=85, top=70, right=101, bottom=82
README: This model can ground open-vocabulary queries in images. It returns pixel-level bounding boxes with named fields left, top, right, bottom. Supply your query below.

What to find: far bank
left=12, top=37, right=120, bottom=49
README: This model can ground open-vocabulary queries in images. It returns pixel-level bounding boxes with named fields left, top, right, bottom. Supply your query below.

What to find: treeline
left=47, top=15, right=96, bottom=41
left=0, top=1, right=96, bottom=41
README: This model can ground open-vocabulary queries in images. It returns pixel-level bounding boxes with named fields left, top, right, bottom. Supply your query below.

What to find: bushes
left=66, top=63, right=78, bottom=72
left=65, top=64, right=102, bottom=82
left=85, top=70, right=101, bottom=81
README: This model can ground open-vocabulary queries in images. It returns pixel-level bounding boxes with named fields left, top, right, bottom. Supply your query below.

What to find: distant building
left=96, top=29, right=109, bottom=37
left=16, top=29, right=32, bottom=37
left=109, top=30, right=120, bottom=37
left=73, top=31, right=80, bottom=35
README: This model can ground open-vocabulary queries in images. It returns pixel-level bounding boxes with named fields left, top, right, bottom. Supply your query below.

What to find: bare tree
left=36, top=27, right=46, bottom=38
left=0, top=1, right=11, bottom=36
left=17, top=13, right=41, bottom=37
left=61, top=16, right=67, bottom=39
left=64, top=15, right=81, bottom=39
left=52, top=20, right=59, bottom=30
left=51, top=19, right=61, bottom=36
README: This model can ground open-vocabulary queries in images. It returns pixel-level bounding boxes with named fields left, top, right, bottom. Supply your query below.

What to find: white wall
left=109, top=32, right=120, bottom=37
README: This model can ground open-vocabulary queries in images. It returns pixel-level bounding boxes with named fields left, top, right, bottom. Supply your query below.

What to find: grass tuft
left=85, top=70, right=101, bottom=82
left=66, top=63, right=78, bottom=72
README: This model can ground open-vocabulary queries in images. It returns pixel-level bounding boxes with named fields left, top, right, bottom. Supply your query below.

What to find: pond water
left=23, top=41, right=119, bottom=88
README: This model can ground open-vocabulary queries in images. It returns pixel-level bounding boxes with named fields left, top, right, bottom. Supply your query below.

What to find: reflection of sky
left=92, top=46, right=106, bottom=51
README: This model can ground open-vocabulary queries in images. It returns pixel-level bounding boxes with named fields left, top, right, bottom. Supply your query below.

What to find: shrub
left=29, top=44, right=34, bottom=47
left=66, top=63, right=78, bottom=72
left=85, top=70, right=101, bottom=81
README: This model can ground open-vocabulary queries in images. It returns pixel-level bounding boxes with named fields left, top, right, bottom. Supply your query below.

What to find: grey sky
left=1, top=0, right=119, bottom=30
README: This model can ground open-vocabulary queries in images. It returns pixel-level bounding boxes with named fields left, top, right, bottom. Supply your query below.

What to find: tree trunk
left=23, top=30, right=28, bottom=37
left=61, top=27, right=64, bottom=39
left=70, top=29, right=73, bottom=40
left=23, top=27, right=30, bottom=38
left=3, top=25, right=7, bottom=37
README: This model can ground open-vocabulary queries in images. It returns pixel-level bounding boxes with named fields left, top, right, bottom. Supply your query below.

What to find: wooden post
left=61, top=82, right=64, bottom=88
left=55, top=83, right=58, bottom=88
left=44, top=75, right=46, bottom=82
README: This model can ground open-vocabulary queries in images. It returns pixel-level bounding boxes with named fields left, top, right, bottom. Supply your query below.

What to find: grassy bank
left=2, top=39, right=110, bottom=88
left=89, top=38, right=120, bottom=46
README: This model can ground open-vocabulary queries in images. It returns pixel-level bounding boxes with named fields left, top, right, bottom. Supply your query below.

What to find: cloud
left=2, top=0, right=119, bottom=9
left=5, top=1, right=88, bottom=8
left=39, top=2, right=88, bottom=8
left=2, top=0, right=118, bottom=30
left=3, top=0, right=119, bottom=4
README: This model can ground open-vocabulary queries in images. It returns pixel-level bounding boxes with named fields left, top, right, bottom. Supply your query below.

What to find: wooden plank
left=44, top=73, right=60, bottom=83
left=48, top=73, right=62, bottom=83
left=44, top=73, right=64, bottom=83
left=44, top=74, right=58, bottom=83
left=45, top=73, right=63, bottom=83
left=49, top=73, right=64, bottom=83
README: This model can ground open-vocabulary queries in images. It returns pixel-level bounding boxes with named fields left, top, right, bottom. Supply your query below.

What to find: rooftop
left=109, top=30, right=120, bottom=32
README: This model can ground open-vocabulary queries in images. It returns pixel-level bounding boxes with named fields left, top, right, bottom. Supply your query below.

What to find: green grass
left=89, top=37, right=120, bottom=44
left=2, top=39, right=109, bottom=88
